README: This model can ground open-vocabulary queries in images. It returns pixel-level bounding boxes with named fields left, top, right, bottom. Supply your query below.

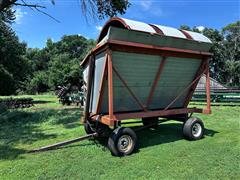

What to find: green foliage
left=0, top=7, right=15, bottom=24
left=179, top=25, right=191, bottom=31
left=48, top=53, right=82, bottom=90
left=22, top=35, right=95, bottom=94
left=0, top=20, right=30, bottom=95
left=180, top=21, right=240, bottom=87
left=0, top=65, right=15, bottom=95
left=96, top=0, right=131, bottom=19
left=0, top=102, right=8, bottom=114
left=25, top=71, right=50, bottom=94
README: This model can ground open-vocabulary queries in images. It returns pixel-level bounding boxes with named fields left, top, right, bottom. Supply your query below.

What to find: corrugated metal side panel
left=100, top=51, right=161, bottom=113
left=153, top=24, right=186, bottom=39
left=108, top=27, right=212, bottom=52
left=90, top=51, right=106, bottom=113
left=83, top=62, right=89, bottom=85
left=149, top=57, right=202, bottom=109
left=100, top=52, right=202, bottom=114
left=122, top=18, right=156, bottom=33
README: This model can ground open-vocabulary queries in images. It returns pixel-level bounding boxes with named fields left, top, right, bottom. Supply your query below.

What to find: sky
left=12, top=0, right=240, bottom=48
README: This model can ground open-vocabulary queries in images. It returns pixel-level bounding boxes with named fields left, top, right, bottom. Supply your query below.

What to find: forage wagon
left=80, top=17, right=212, bottom=156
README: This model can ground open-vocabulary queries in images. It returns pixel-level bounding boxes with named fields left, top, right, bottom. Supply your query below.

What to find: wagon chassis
left=83, top=39, right=212, bottom=127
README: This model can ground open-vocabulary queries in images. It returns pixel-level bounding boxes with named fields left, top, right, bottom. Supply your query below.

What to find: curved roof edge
left=97, top=17, right=212, bottom=43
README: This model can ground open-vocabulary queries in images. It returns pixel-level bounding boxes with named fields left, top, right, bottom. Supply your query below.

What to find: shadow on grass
left=0, top=108, right=82, bottom=160
left=87, top=122, right=219, bottom=155
left=33, top=100, right=55, bottom=104
left=134, top=123, right=219, bottom=149
left=0, top=145, right=26, bottom=160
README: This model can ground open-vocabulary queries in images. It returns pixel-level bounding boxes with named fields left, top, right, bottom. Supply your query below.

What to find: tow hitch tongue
left=28, top=132, right=98, bottom=153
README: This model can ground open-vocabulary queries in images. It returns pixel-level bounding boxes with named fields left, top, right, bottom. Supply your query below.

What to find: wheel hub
left=192, top=123, right=202, bottom=137
left=117, top=135, right=133, bottom=153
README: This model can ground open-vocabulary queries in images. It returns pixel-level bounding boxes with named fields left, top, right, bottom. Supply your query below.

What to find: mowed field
left=0, top=95, right=239, bottom=179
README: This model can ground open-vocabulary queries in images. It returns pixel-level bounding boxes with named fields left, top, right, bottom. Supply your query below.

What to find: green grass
left=0, top=95, right=239, bottom=179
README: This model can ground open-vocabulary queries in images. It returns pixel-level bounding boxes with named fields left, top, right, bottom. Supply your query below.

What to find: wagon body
left=81, top=18, right=212, bottom=127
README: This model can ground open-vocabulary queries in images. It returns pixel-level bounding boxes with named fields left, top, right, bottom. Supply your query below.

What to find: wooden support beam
left=146, top=57, right=166, bottom=107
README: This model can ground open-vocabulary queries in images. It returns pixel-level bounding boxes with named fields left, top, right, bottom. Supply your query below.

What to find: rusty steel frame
left=107, top=50, right=115, bottom=121
left=82, top=39, right=212, bottom=126
left=204, top=60, right=211, bottom=114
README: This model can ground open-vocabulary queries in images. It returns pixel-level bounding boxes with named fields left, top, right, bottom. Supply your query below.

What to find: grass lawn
left=0, top=95, right=239, bottom=179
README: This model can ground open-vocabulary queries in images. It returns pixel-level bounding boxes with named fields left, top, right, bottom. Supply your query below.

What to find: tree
left=0, top=20, right=30, bottom=95
left=23, top=34, right=95, bottom=94
left=0, top=6, right=15, bottom=23
left=180, top=21, right=240, bottom=88
left=180, top=25, right=191, bottom=31
left=0, top=0, right=131, bottom=20
left=25, top=71, right=49, bottom=94
left=222, top=21, right=240, bottom=87
left=0, top=64, right=15, bottom=95
left=81, top=0, right=130, bottom=20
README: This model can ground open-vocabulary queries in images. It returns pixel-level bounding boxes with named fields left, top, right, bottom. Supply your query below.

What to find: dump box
left=81, top=18, right=212, bottom=156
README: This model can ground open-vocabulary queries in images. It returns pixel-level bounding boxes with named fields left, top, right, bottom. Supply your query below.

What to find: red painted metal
left=146, top=57, right=166, bottom=107
left=205, top=60, right=211, bottom=114
left=97, top=17, right=130, bottom=43
left=94, top=108, right=204, bottom=125
left=108, top=39, right=212, bottom=57
left=107, top=51, right=114, bottom=120
left=149, top=24, right=165, bottom=35
left=180, top=30, right=194, bottom=40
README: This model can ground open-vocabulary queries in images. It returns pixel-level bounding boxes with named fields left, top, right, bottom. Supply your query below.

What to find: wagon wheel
left=108, top=127, right=137, bottom=156
left=183, top=117, right=204, bottom=140
left=84, top=120, right=111, bottom=137
left=142, top=117, right=159, bottom=128
left=84, top=120, right=96, bottom=134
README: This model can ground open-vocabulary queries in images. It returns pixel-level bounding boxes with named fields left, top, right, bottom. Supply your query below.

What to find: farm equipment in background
left=56, top=85, right=84, bottom=107
left=193, top=88, right=240, bottom=102
left=194, top=74, right=240, bottom=103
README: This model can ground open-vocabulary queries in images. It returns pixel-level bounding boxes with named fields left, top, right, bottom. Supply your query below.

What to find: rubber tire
left=84, top=121, right=95, bottom=134
left=142, top=117, right=158, bottom=128
left=108, top=127, right=137, bottom=156
left=183, top=117, right=204, bottom=140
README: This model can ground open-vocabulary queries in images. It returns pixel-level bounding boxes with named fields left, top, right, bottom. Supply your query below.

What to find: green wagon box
left=81, top=18, right=212, bottom=156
